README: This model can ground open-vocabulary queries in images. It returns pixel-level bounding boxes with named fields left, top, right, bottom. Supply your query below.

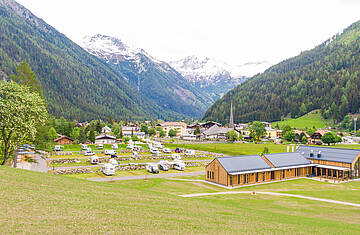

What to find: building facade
left=206, top=146, right=360, bottom=187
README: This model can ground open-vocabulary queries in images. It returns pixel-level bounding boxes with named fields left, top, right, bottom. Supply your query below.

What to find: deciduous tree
left=0, top=81, right=47, bottom=165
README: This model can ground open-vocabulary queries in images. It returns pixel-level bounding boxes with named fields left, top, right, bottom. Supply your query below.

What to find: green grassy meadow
left=165, top=143, right=287, bottom=156
left=1, top=166, right=360, bottom=234
left=272, top=110, right=332, bottom=129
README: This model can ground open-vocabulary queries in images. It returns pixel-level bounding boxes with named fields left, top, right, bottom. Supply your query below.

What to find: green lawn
left=1, top=166, right=359, bottom=234
left=165, top=142, right=287, bottom=156
left=272, top=110, right=332, bottom=129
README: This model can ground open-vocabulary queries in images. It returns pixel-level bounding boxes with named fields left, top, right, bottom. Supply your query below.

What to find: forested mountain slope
left=0, top=0, right=184, bottom=121
left=80, top=35, right=213, bottom=118
left=203, top=20, right=360, bottom=124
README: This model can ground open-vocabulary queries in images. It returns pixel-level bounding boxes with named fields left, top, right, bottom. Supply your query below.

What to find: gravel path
left=179, top=191, right=360, bottom=208
left=88, top=171, right=205, bottom=182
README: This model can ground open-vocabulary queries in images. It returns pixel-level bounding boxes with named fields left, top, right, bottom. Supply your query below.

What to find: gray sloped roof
left=217, top=155, right=271, bottom=173
left=263, top=152, right=311, bottom=168
left=295, top=145, right=360, bottom=164
left=203, top=125, right=233, bottom=136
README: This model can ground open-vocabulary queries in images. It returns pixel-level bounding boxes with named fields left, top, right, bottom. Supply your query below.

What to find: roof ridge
left=298, top=145, right=360, bottom=151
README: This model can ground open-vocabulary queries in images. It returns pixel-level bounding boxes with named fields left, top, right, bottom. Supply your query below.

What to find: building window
left=238, top=175, right=240, bottom=184
left=230, top=176, right=233, bottom=185
left=256, top=173, right=258, bottom=182
left=263, top=172, right=265, bottom=181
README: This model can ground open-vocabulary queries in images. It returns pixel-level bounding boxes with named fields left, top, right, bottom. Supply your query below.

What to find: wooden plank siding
left=310, top=159, right=351, bottom=168
left=206, top=159, right=311, bottom=187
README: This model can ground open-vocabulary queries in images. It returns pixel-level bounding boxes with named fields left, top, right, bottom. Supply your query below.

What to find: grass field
left=272, top=110, right=332, bottom=129
left=165, top=143, right=287, bottom=156
left=1, top=166, right=360, bottom=234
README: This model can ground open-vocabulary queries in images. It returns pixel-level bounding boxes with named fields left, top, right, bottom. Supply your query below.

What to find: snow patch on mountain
left=169, top=55, right=272, bottom=80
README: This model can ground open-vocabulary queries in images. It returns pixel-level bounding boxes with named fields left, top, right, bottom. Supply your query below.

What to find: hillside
left=203, top=20, right=360, bottom=124
left=271, top=110, right=332, bottom=129
left=1, top=166, right=360, bottom=233
left=80, top=35, right=213, bottom=118
left=0, top=0, right=185, bottom=121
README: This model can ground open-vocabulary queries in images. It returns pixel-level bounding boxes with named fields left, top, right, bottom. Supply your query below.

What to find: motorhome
left=90, top=155, right=99, bottom=164
left=81, top=144, right=88, bottom=150
left=84, top=150, right=95, bottom=156
left=162, top=148, right=171, bottom=154
left=146, top=163, right=159, bottom=174
left=105, top=150, right=116, bottom=155
left=173, top=161, right=186, bottom=171
left=184, top=149, right=195, bottom=156
left=158, top=161, right=169, bottom=171
left=101, top=163, right=116, bottom=176
left=97, top=144, right=103, bottom=149
left=112, top=144, right=118, bottom=149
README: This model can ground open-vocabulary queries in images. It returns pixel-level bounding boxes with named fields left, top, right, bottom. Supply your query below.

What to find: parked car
left=162, top=148, right=171, bottom=153
left=110, top=154, right=119, bottom=158
left=175, top=148, right=183, bottom=153
left=146, top=163, right=159, bottom=174
left=81, top=144, right=88, bottom=150
left=133, top=145, right=143, bottom=151
left=97, top=144, right=103, bottom=149
left=90, top=155, right=100, bottom=164
left=184, top=149, right=195, bottom=156
left=154, top=142, right=163, bottom=149
left=101, top=163, right=115, bottom=176
left=131, top=151, right=138, bottom=158
left=105, top=149, right=116, bottom=155
left=152, top=150, right=161, bottom=157
left=54, top=145, right=62, bottom=151
left=112, top=144, right=118, bottom=149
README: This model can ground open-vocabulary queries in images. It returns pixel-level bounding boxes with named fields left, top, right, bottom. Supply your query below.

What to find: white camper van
left=108, top=158, right=118, bottom=166
left=162, top=148, right=171, bottom=153
left=173, top=161, right=186, bottom=171
left=54, top=145, right=62, bottom=151
left=171, top=154, right=181, bottom=160
left=97, top=144, right=103, bottom=149
left=112, top=144, right=118, bottom=149
left=146, top=163, right=159, bottom=174
left=105, top=149, right=116, bottom=155
left=101, top=163, right=115, bottom=176
left=81, top=144, right=88, bottom=150
left=154, top=142, right=163, bottom=149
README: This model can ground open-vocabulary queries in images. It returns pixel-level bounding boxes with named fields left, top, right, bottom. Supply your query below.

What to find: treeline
left=203, top=21, right=360, bottom=124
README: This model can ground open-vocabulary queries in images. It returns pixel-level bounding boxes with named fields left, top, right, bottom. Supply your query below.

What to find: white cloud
left=16, top=0, right=360, bottom=66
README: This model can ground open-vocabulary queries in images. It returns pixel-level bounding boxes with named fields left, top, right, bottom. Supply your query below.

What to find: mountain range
left=79, top=35, right=213, bottom=118
left=203, top=20, right=360, bottom=124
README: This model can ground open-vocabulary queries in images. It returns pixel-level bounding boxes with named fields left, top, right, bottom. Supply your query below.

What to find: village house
left=202, top=125, right=234, bottom=139
left=180, top=133, right=197, bottom=141
left=157, top=122, right=187, bottom=137
left=122, top=126, right=139, bottom=137
left=187, top=121, right=222, bottom=135
left=309, top=129, right=329, bottom=144
left=95, top=134, right=116, bottom=144
left=54, top=135, right=74, bottom=145
left=206, top=145, right=360, bottom=187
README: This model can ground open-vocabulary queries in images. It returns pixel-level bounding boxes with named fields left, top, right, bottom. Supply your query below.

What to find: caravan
left=90, top=155, right=100, bottom=164
left=146, top=163, right=159, bottom=174
left=173, top=160, right=186, bottom=171
left=101, top=163, right=116, bottom=176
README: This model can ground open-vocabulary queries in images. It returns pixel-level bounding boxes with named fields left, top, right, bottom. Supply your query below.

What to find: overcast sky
left=16, top=0, right=360, bottom=65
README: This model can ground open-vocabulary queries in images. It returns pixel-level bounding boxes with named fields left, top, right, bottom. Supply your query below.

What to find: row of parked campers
left=146, top=160, right=186, bottom=174
left=126, top=144, right=143, bottom=151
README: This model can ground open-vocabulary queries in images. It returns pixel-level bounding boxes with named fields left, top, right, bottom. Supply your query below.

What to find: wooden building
left=95, top=134, right=116, bottom=144
left=54, top=135, right=74, bottom=145
left=295, top=146, right=360, bottom=179
left=206, top=153, right=314, bottom=187
left=206, top=146, right=360, bottom=187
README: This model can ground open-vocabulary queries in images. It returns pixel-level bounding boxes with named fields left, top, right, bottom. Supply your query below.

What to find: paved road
left=179, top=191, right=360, bottom=208
left=16, top=154, right=49, bottom=172
left=53, top=160, right=210, bottom=170
left=88, top=171, right=205, bottom=182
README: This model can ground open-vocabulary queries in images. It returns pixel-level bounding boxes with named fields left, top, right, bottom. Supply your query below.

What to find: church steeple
left=229, top=101, right=234, bottom=128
